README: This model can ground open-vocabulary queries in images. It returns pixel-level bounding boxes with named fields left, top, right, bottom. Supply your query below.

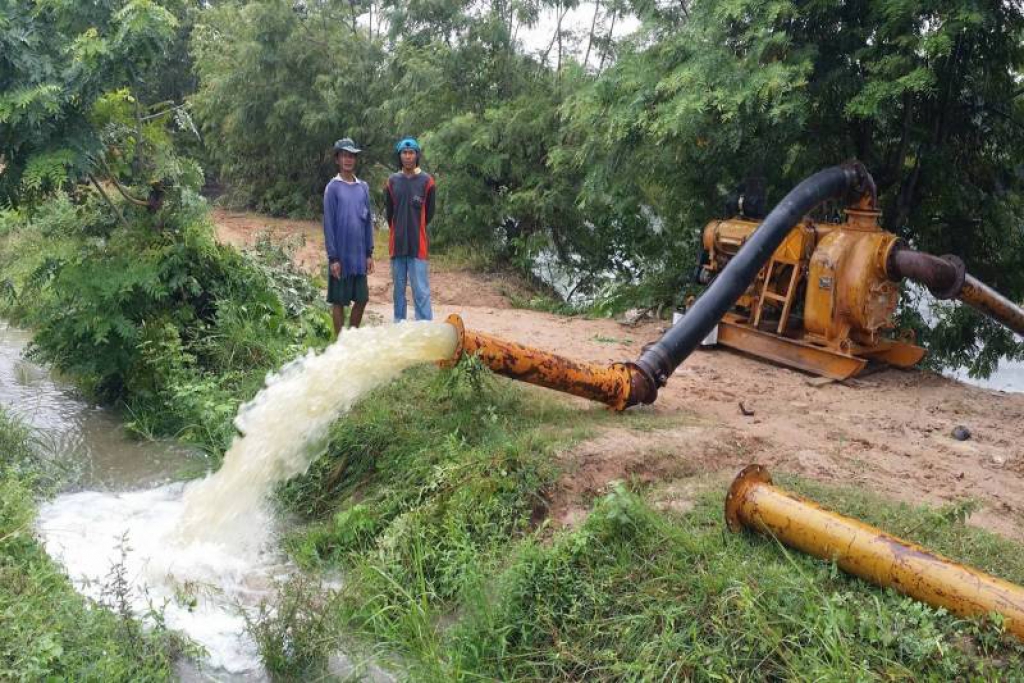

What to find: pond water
left=949, top=358, right=1024, bottom=393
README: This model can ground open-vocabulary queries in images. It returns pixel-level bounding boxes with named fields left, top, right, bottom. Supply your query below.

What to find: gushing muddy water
left=176, top=322, right=457, bottom=548
left=7, top=321, right=456, bottom=678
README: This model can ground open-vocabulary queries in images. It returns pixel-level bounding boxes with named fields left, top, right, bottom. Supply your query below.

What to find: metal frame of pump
left=699, top=194, right=925, bottom=379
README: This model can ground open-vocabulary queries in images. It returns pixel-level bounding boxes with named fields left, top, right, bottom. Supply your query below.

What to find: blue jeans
left=392, top=257, right=432, bottom=321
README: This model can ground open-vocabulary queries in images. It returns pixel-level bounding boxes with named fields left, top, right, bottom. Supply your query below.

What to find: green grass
left=591, top=334, right=630, bottom=344
left=268, top=364, right=1024, bottom=681
left=278, top=356, right=583, bottom=566
left=467, top=482, right=1024, bottom=681
left=0, top=408, right=194, bottom=681
left=430, top=241, right=500, bottom=273
left=506, top=290, right=584, bottom=316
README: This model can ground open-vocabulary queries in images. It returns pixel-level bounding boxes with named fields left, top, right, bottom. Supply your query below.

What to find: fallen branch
left=87, top=173, right=129, bottom=228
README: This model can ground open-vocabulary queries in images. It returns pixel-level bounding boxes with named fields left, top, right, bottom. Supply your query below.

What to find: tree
left=190, top=0, right=388, bottom=215
left=0, top=0, right=200, bottom=211
left=559, top=0, right=1024, bottom=374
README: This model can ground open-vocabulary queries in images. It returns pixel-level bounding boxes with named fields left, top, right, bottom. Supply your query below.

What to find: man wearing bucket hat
left=324, top=137, right=375, bottom=337
left=383, top=136, right=436, bottom=321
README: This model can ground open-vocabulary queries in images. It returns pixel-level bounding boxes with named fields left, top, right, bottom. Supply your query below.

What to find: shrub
left=0, top=194, right=331, bottom=453
left=244, top=574, right=337, bottom=679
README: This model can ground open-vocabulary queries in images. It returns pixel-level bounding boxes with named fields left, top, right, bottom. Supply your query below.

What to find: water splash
left=39, top=483, right=279, bottom=674
left=176, top=322, right=457, bottom=548
left=37, top=322, right=457, bottom=675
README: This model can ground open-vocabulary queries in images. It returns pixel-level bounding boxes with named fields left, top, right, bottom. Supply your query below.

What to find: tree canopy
left=2, top=0, right=1023, bottom=374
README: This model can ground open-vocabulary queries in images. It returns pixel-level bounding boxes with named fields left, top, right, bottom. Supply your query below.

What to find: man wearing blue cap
left=384, top=137, right=436, bottom=321
left=324, top=137, right=375, bottom=337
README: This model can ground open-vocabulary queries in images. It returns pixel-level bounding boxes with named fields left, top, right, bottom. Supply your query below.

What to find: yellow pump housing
left=700, top=202, right=925, bottom=379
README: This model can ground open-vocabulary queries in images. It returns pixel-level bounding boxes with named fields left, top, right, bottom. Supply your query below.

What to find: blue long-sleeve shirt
left=323, top=176, right=373, bottom=276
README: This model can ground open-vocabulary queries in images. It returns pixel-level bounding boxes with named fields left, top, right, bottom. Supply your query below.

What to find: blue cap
left=395, top=137, right=421, bottom=154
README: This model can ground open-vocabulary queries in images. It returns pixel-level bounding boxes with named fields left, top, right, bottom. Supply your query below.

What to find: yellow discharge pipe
left=443, top=315, right=657, bottom=410
left=959, top=274, right=1024, bottom=336
left=725, top=465, right=1024, bottom=640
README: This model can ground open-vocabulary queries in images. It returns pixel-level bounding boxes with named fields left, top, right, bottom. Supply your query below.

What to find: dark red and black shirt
left=384, top=170, right=436, bottom=259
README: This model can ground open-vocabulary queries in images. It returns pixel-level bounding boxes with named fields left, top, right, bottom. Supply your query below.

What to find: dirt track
left=214, top=208, right=1024, bottom=541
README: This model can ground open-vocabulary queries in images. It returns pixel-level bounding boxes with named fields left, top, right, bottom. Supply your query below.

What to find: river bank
left=0, top=321, right=281, bottom=677
left=0, top=400, right=193, bottom=680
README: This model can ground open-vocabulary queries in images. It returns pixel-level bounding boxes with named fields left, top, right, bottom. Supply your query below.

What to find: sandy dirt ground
left=214, top=208, right=1024, bottom=541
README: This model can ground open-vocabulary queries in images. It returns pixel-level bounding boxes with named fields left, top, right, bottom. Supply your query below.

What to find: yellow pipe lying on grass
left=725, top=464, right=1024, bottom=640
left=443, top=314, right=657, bottom=410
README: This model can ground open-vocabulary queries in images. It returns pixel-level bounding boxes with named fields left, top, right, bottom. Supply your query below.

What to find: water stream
left=0, top=322, right=199, bottom=488
left=3, top=320, right=456, bottom=679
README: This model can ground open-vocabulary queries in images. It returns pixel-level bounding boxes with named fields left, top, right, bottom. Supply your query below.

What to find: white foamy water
left=37, top=322, right=458, bottom=676
left=177, top=321, right=457, bottom=547
left=38, top=483, right=280, bottom=673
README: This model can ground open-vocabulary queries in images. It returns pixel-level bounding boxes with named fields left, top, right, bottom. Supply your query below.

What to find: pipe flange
left=930, top=255, right=966, bottom=300
left=621, top=361, right=659, bottom=408
left=439, top=313, right=466, bottom=368
left=636, top=344, right=672, bottom=388
left=725, top=464, right=773, bottom=532
left=876, top=235, right=902, bottom=275
left=883, top=239, right=906, bottom=282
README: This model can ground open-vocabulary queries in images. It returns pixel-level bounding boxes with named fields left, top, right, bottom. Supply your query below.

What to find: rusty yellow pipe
left=886, top=247, right=1024, bottom=336
left=443, top=314, right=657, bottom=410
left=726, top=464, right=1024, bottom=640
left=959, top=274, right=1024, bottom=336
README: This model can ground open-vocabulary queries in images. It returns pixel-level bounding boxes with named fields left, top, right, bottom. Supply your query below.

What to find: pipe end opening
left=725, top=464, right=773, bottom=532
left=439, top=313, right=466, bottom=368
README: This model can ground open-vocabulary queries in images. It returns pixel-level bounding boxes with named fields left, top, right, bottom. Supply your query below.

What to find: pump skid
left=439, top=165, right=1022, bottom=408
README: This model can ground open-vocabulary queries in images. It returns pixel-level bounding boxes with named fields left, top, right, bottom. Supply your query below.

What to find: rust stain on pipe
left=726, top=465, right=1024, bottom=640
left=885, top=247, right=965, bottom=299
left=959, top=275, right=1024, bottom=336
left=442, top=314, right=657, bottom=410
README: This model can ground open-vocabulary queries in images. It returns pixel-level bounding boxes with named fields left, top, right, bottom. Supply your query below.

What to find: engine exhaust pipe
left=726, top=464, right=1024, bottom=640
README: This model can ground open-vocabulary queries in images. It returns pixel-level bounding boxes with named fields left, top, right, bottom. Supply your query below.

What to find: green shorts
left=326, top=273, right=369, bottom=306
